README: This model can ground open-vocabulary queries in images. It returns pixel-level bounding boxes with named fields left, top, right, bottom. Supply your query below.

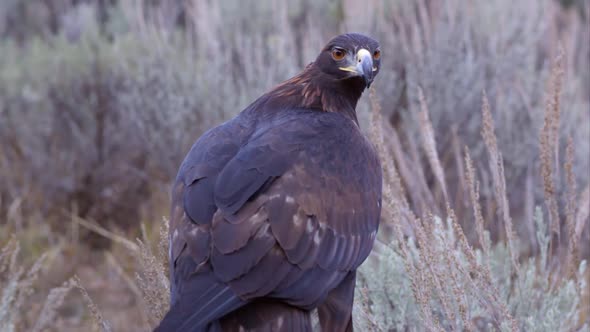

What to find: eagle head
left=315, top=33, right=381, bottom=89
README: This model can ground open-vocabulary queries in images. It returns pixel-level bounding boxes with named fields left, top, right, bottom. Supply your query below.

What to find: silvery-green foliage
left=354, top=209, right=587, bottom=331
left=356, top=239, right=421, bottom=331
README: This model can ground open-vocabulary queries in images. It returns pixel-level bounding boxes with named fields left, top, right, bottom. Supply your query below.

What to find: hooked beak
left=339, top=48, right=374, bottom=88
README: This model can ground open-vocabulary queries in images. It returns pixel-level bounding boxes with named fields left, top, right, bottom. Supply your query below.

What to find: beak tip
left=356, top=49, right=374, bottom=88
left=361, top=64, right=374, bottom=88
left=364, top=77, right=373, bottom=89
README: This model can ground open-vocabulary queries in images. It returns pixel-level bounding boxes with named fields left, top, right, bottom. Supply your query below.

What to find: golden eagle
left=156, top=33, right=382, bottom=332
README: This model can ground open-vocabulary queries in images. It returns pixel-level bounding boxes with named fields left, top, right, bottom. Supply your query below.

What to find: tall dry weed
left=73, top=276, right=113, bottom=332
left=134, top=222, right=170, bottom=328
left=32, top=279, right=76, bottom=332
left=540, top=46, right=565, bottom=248
left=564, top=136, right=579, bottom=280
left=464, top=148, right=490, bottom=258
left=417, top=87, right=448, bottom=203
left=481, top=92, right=519, bottom=272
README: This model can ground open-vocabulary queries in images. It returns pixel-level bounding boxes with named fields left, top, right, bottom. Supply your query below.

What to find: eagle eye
left=373, top=49, right=381, bottom=60
left=331, top=48, right=346, bottom=61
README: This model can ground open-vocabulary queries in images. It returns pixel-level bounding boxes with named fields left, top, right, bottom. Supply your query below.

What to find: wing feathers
left=156, top=270, right=245, bottom=332
left=214, top=167, right=269, bottom=215
left=211, top=206, right=268, bottom=254
left=210, top=223, right=276, bottom=282
left=229, top=246, right=294, bottom=298
left=280, top=215, right=317, bottom=265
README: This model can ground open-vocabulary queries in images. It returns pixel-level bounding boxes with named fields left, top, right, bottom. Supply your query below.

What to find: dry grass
left=464, top=148, right=490, bottom=259
left=417, top=87, right=448, bottom=203
left=134, top=237, right=170, bottom=327
left=565, top=136, right=580, bottom=281
left=481, top=91, right=519, bottom=272
left=540, top=45, right=566, bottom=251
left=0, top=239, right=72, bottom=332
left=32, top=279, right=77, bottom=332
left=358, top=84, right=586, bottom=330
left=72, top=276, right=113, bottom=332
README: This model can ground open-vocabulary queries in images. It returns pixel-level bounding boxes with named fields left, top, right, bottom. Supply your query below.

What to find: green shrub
left=355, top=211, right=587, bottom=331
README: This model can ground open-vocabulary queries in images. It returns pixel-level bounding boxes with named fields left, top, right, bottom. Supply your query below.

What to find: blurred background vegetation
left=0, top=0, right=588, bottom=331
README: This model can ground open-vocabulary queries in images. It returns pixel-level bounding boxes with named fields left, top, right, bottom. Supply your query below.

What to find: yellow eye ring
left=331, top=48, right=346, bottom=61
left=373, top=49, right=381, bottom=60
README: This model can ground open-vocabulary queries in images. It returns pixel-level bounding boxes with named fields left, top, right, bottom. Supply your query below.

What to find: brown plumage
left=156, top=33, right=382, bottom=332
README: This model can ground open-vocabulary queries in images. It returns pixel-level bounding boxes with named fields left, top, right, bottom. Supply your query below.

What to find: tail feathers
left=219, top=300, right=312, bottom=332
left=155, top=282, right=245, bottom=332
